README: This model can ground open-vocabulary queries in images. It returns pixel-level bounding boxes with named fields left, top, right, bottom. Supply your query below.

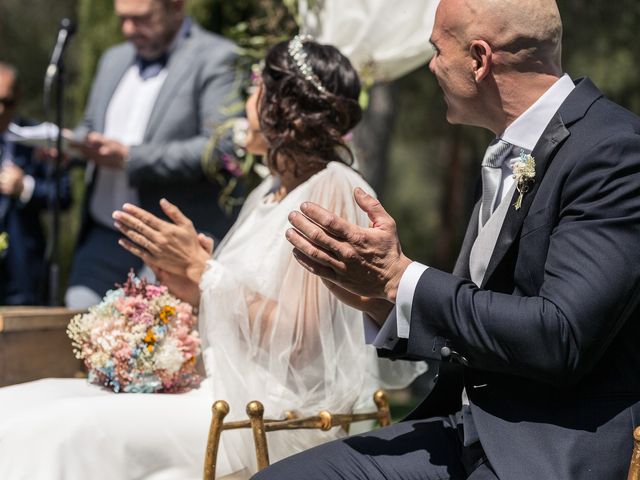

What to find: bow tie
left=136, top=53, right=169, bottom=80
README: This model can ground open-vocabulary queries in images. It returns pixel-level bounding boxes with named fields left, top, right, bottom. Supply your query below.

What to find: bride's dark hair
left=258, top=39, right=362, bottom=176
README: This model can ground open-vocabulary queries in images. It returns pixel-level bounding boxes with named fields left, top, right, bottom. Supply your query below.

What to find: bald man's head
left=429, top=0, right=564, bottom=132
left=443, top=0, right=563, bottom=74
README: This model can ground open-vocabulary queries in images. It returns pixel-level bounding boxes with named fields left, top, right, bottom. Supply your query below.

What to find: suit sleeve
left=406, top=132, right=640, bottom=387
left=13, top=145, right=72, bottom=212
left=126, top=44, right=244, bottom=185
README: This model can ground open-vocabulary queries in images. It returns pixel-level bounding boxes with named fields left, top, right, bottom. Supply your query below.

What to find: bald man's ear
left=470, top=40, right=493, bottom=83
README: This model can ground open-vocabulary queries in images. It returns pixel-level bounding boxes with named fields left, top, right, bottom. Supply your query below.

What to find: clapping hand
left=113, top=199, right=212, bottom=287
left=285, top=187, right=412, bottom=325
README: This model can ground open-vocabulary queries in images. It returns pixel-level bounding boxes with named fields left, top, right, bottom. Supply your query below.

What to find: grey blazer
left=77, top=20, right=244, bottom=241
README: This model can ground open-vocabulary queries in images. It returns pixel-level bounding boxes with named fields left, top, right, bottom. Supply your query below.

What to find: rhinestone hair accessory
left=288, top=34, right=327, bottom=94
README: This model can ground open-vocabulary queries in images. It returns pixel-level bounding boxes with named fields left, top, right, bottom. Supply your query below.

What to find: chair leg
left=247, top=400, right=270, bottom=471
left=628, top=426, right=640, bottom=480
left=373, top=389, right=391, bottom=427
left=203, top=400, right=230, bottom=480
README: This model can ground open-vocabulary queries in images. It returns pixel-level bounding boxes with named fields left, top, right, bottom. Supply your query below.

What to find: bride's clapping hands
left=112, top=198, right=212, bottom=286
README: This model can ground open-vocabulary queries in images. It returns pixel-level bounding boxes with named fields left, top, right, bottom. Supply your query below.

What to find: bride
left=0, top=36, right=424, bottom=479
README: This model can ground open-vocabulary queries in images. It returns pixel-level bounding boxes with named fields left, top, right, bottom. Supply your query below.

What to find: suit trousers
left=251, top=412, right=497, bottom=480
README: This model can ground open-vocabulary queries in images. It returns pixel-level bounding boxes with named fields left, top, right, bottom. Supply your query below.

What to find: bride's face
left=245, top=84, right=269, bottom=156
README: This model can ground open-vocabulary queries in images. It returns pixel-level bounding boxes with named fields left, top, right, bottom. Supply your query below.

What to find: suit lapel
left=96, top=52, right=135, bottom=134
left=480, top=77, right=604, bottom=288
left=480, top=114, right=570, bottom=288
left=144, top=30, right=198, bottom=141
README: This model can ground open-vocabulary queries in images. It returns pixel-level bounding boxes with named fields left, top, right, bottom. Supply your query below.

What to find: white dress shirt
left=89, top=67, right=168, bottom=228
left=367, top=74, right=576, bottom=349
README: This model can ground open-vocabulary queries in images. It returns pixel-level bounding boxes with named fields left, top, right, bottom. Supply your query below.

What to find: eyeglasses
left=0, top=97, right=16, bottom=108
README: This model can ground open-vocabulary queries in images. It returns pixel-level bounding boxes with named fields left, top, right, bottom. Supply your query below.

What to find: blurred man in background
left=66, top=0, right=244, bottom=308
left=0, top=61, right=71, bottom=305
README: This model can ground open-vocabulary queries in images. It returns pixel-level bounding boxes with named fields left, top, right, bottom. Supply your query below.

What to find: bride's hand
left=197, top=232, right=214, bottom=256
left=113, top=198, right=211, bottom=284
left=152, top=266, right=202, bottom=308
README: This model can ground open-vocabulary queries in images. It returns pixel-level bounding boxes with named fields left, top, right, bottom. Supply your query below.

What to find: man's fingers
left=288, top=210, right=351, bottom=255
left=353, top=187, right=394, bottom=230
left=298, top=202, right=361, bottom=241
left=321, top=278, right=359, bottom=302
left=86, top=132, right=105, bottom=147
left=160, top=198, right=191, bottom=227
left=286, top=228, right=347, bottom=272
left=291, top=248, right=337, bottom=282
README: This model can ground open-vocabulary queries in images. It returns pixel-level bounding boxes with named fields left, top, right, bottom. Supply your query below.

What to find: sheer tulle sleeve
left=198, top=163, right=424, bottom=471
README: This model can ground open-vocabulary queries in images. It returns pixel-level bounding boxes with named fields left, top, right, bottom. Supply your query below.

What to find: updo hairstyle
left=258, top=39, right=362, bottom=176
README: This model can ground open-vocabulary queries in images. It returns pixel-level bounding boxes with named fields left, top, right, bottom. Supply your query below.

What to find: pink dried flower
left=66, top=272, right=202, bottom=394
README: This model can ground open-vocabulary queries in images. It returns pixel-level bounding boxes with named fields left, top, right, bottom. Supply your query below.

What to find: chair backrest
left=203, top=389, right=391, bottom=479
left=628, top=426, right=640, bottom=480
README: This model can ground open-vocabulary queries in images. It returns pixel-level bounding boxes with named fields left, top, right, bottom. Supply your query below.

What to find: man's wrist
left=365, top=298, right=394, bottom=327
left=384, top=255, right=413, bottom=303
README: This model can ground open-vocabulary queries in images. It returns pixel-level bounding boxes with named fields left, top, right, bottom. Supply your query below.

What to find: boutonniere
left=512, top=151, right=536, bottom=210
left=0, top=232, right=9, bottom=257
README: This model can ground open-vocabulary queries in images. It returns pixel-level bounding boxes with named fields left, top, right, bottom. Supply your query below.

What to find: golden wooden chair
left=628, top=426, right=640, bottom=480
left=203, top=389, right=392, bottom=479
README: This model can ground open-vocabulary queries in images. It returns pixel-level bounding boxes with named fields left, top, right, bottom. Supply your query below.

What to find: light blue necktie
left=480, top=139, right=512, bottom=227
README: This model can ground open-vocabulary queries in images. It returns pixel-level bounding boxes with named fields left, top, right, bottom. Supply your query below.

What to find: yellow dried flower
left=159, top=305, right=176, bottom=324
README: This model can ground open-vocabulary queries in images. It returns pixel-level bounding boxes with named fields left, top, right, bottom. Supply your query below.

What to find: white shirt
left=367, top=74, right=576, bottom=349
left=89, top=66, right=168, bottom=229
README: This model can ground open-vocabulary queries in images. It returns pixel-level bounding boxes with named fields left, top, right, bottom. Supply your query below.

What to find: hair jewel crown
left=288, top=34, right=327, bottom=94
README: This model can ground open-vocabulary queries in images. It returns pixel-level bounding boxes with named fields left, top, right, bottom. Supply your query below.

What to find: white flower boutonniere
left=512, top=151, right=536, bottom=210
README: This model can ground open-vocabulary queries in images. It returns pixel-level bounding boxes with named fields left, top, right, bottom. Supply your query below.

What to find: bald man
left=257, top=0, right=640, bottom=478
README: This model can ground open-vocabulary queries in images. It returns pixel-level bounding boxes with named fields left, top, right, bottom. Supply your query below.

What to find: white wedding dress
left=0, top=162, right=425, bottom=480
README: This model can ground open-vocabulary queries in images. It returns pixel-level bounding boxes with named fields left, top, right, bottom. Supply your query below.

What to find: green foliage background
left=1, top=0, right=640, bottom=295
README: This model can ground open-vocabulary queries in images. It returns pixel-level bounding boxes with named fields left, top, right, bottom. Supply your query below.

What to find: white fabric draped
left=200, top=161, right=426, bottom=475
left=299, top=0, right=439, bottom=81
left=0, top=162, right=424, bottom=479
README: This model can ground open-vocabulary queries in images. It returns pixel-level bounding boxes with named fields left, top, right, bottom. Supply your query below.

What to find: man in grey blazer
left=267, top=0, right=640, bottom=478
left=66, top=0, right=244, bottom=307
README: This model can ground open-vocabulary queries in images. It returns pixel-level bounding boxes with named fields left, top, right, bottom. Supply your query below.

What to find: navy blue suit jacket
left=0, top=122, right=72, bottom=305
left=388, top=79, right=640, bottom=479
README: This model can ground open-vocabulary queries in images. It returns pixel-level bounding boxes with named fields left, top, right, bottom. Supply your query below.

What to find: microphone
left=45, top=18, right=76, bottom=83
left=42, top=18, right=75, bottom=306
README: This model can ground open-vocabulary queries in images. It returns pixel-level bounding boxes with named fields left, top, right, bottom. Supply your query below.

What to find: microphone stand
left=43, top=18, right=74, bottom=306
left=47, top=60, right=65, bottom=306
